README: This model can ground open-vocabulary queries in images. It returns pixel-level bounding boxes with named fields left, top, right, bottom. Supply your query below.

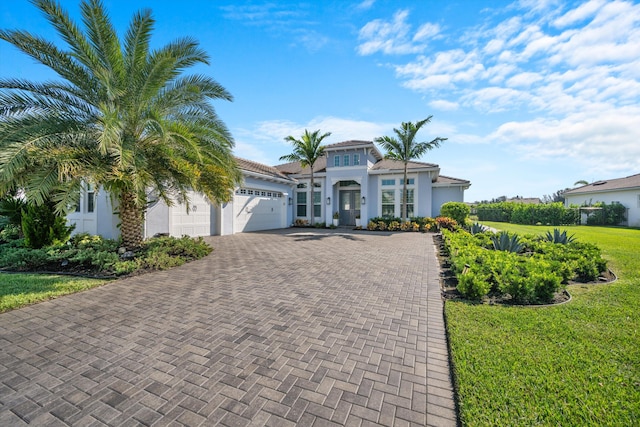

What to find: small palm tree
left=375, top=117, right=446, bottom=221
left=574, top=180, right=589, bottom=186
left=0, top=0, right=240, bottom=248
left=279, top=129, right=331, bottom=226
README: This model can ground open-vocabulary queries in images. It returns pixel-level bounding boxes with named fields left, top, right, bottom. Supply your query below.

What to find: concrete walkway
left=0, top=230, right=456, bottom=426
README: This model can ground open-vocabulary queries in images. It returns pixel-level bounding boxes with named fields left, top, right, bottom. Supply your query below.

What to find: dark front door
left=339, top=190, right=361, bottom=226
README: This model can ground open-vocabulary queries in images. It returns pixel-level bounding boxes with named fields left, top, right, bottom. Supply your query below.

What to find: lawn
left=0, top=273, right=107, bottom=312
left=445, top=223, right=640, bottom=426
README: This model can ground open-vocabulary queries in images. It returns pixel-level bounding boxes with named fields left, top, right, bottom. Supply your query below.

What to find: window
left=382, top=179, right=395, bottom=186
left=86, top=184, right=95, bottom=213
left=314, top=191, right=321, bottom=217
left=334, top=155, right=340, bottom=167
left=297, top=183, right=307, bottom=189
left=343, top=155, right=350, bottom=166
left=296, top=192, right=307, bottom=217
left=353, top=154, right=360, bottom=165
left=405, top=189, right=414, bottom=218
left=401, top=178, right=415, bottom=185
left=382, top=190, right=395, bottom=217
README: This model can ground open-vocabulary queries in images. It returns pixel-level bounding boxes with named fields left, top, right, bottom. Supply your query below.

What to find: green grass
left=446, top=223, right=640, bottom=426
left=0, top=273, right=107, bottom=312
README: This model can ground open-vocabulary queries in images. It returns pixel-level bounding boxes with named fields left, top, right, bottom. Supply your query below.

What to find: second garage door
left=233, top=189, right=286, bottom=232
left=170, top=191, right=211, bottom=237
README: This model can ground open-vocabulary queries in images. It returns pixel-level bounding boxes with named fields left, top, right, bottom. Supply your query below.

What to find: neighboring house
left=563, top=173, right=640, bottom=227
left=507, top=196, right=542, bottom=204
left=275, top=140, right=470, bottom=226
left=68, top=140, right=470, bottom=238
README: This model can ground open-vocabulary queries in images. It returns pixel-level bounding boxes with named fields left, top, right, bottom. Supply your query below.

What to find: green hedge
left=477, top=202, right=580, bottom=225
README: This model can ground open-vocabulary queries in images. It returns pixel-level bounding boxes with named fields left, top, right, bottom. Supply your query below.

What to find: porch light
left=288, top=197, right=292, bottom=205
left=361, top=196, right=366, bottom=205
left=326, top=196, right=331, bottom=205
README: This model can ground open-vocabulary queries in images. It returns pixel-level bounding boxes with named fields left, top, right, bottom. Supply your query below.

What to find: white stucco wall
left=431, top=186, right=465, bottom=217
left=565, top=189, right=640, bottom=227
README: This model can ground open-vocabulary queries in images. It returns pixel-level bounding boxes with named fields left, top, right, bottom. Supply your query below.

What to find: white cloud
left=357, top=10, right=439, bottom=55
left=429, top=99, right=459, bottom=111
left=553, top=0, right=606, bottom=28
left=356, top=0, right=376, bottom=11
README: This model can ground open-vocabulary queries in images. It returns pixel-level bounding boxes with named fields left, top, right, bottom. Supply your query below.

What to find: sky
left=1, top=0, right=639, bottom=202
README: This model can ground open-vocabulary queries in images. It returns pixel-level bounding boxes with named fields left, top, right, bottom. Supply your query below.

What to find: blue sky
left=1, top=0, right=639, bottom=202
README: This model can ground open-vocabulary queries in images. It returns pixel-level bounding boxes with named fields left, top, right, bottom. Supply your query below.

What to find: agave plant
left=491, top=231, right=523, bottom=253
left=468, top=222, right=487, bottom=235
left=544, top=228, right=577, bottom=244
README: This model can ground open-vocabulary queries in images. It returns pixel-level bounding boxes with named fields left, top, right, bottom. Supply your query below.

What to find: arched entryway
left=338, top=180, right=361, bottom=226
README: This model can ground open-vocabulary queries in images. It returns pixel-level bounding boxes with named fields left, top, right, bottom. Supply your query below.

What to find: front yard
left=446, top=223, right=640, bottom=426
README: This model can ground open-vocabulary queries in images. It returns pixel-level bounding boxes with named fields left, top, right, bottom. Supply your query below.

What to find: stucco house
left=563, top=173, right=640, bottom=227
left=68, top=140, right=470, bottom=238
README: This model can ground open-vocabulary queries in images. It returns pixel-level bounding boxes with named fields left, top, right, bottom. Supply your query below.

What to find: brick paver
left=0, top=229, right=456, bottom=426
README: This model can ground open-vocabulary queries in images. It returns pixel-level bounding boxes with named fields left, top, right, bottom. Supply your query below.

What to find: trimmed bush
left=440, top=202, right=470, bottom=226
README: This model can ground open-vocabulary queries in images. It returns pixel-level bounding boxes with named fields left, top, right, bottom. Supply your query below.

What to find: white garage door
left=170, top=192, right=211, bottom=237
left=233, top=190, right=286, bottom=232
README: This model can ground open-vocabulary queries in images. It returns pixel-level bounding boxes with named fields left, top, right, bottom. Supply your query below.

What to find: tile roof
left=274, top=157, right=327, bottom=175
left=435, top=175, right=471, bottom=185
left=235, top=157, right=295, bottom=182
left=564, top=173, right=640, bottom=194
left=370, top=158, right=439, bottom=171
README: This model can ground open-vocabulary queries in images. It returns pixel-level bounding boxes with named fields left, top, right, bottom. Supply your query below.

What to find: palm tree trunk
left=119, top=190, right=144, bottom=249
left=402, top=162, right=408, bottom=222
left=310, top=171, right=315, bottom=226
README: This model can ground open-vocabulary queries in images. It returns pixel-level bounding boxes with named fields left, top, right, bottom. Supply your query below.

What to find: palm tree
left=574, top=180, right=589, bottom=186
left=279, top=129, right=331, bottom=226
left=0, top=0, right=240, bottom=249
left=375, top=117, right=446, bottom=221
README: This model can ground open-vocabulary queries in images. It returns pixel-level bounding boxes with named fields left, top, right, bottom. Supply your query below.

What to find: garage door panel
left=170, top=192, right=211, bottom=237
left=234, top=193, right=285, bottom=233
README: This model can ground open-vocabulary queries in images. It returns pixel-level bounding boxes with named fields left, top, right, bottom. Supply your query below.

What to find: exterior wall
left=68, top=186, right=120, bottom=240
left=431, top=186, right=465, bottom=217
left=366, top=175, right=379, bottom=222
left=145, top=199, right=169, bottom=238
left=417, top=173, right=433, bottom=218
left=565, top=189, right=640, bottom=227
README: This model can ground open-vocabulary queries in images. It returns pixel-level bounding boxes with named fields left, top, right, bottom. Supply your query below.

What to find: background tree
left=375, top=117, right=446, bottom=221
left=0, top=0, right=240, bottom=249
left=279, top=129, right=331, bottom=226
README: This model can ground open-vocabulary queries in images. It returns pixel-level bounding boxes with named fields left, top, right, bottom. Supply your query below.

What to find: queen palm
left=280, top=129, right=331, bottom=226
left=0, top=0, right=240, bottom=248
left=375, top=117, right=446, bottom=221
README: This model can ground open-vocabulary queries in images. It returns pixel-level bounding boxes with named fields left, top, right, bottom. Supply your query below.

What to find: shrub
left=388, top=221, right=400, bottom=231
left=436, top=216, right=458, bottom=231
left=457, top=270, right=491, bottom=300
left=440, top=202, right=470, bottom=226
left=21, top=201, right=74, bottom=249
left=367, top=221, right=377, bottom=230
left=0, top=223, right=21, bottom=242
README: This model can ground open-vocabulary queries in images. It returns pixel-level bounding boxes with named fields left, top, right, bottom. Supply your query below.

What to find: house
left=563, top=173, right=640, bottom=227
left=67, top=140, right=470, bottom=238
left=276, top=140, right=470, bottom=226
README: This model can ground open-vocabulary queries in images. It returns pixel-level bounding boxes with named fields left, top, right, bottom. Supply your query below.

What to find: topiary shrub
left=440, top=202, right=470, bottom=226
left=21, top=201, right=74, bottom=249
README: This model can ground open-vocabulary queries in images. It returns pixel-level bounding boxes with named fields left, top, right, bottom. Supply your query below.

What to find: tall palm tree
left=0, top=0, right=240, bottom=249
left=574, top=180, right=589, bottom=186
left=375, top=117, right=446, bottom=221
left=279, top=129, right=331, bottom=226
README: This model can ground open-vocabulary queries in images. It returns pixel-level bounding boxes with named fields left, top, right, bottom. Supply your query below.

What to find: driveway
left=0, top=229, right=456, bottom=426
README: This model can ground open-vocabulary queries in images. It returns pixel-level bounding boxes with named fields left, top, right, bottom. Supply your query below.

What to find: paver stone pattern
left=0, top=229, right=456, bottom=426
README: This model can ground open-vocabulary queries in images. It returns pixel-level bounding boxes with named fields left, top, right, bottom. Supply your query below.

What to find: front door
left=339, top=190, right=361, bottom=226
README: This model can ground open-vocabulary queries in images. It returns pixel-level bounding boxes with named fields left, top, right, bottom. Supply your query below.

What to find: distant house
left=563, top=173, right=640, bottom=227
left=506, top=196, right=542, bottom=205
left=68, top=140, right=471, bottom=238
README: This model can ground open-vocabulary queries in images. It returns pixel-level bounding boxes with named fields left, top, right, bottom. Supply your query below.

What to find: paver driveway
left=0, top=229, right=456, bottom=426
